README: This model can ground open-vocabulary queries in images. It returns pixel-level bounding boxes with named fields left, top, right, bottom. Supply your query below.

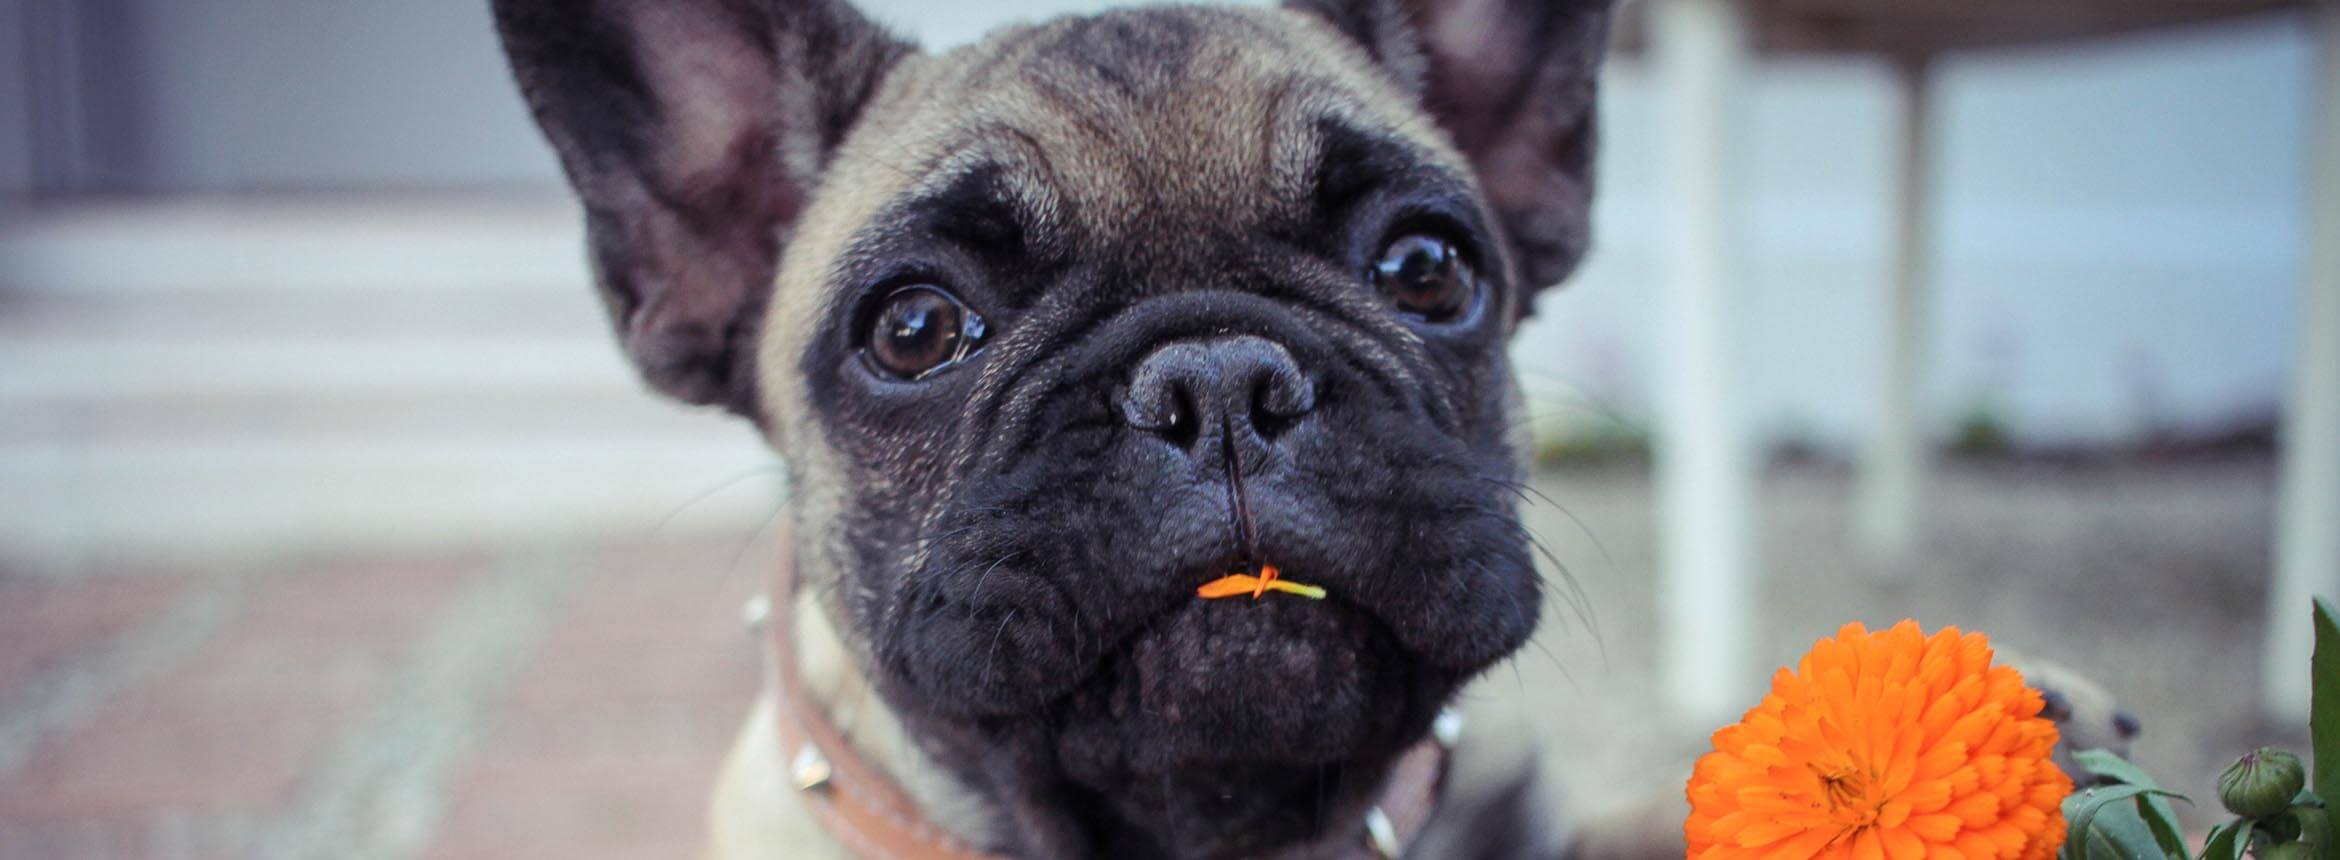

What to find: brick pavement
left=0, top=461, right=2306, bottom=858
left=0, top=538, right=765, bottom=860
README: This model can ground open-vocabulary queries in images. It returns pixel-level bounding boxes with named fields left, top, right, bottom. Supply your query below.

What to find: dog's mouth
left=1046, top=429, right=1430, bottom=779
left=1049, top=559, right=1434, bottom=783
left=878, top=421, right=1539, bottom=788
left=1046, top=582, right=1435, bottom=856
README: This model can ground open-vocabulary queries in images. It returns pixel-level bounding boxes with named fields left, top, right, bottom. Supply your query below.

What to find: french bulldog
left=493, top=0, right=1615, bottom=856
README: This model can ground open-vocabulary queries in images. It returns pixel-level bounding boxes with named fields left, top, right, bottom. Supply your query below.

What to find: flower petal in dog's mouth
left=1196, top=563, right=1328, bottom=601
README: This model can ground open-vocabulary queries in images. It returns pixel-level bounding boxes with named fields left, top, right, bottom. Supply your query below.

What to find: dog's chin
left=1052, top=593, right=1442, bottom=784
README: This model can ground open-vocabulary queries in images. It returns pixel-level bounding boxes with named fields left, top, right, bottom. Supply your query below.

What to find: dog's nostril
left=1119, top=380, right=1204, bottom=447
left=1118, top=382, right=1179, bottom=430
left=1119, top=335, right=1313, bottom=451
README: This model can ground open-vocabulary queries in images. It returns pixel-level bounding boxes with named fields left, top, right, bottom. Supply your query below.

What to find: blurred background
left=0, top=0, right=2330, bottom=857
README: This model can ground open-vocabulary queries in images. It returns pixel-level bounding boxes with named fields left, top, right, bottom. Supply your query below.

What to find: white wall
left=90, top=0, right=560, bottom=189
left=23, top=0, right=1146, bottom=191
left=1517, top=12, right=2310, bottom=448
left=1, top=0, right=2311, bottom=449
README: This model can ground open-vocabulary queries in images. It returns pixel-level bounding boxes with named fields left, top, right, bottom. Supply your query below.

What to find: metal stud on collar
left=1364, top=807, right=1402, bottom=858
left=791, top=743, right=834, bottom=792
left=1361, top=708, right=1463, bottom=857
left=742, top=594, right=772, bottom=633
left=1431, top=708, right=1464, bottom=748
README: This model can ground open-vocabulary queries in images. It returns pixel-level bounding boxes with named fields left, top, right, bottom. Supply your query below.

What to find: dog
left=494, top=0, right=1610, bottom=856
left=491, top=1, right=2129, bottom=857
left=1996, top=647, right=2142, bottom=785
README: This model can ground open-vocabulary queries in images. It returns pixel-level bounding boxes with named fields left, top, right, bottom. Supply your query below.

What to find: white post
left=1856, top=56, right=1935, bottom=565
left=1650, top=0, right=1757, bottom=726
left=2264, top=0, right=2340, bottom=722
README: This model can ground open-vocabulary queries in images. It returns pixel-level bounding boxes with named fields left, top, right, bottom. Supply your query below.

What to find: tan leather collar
left=758, top=537, right=1453, bottom=859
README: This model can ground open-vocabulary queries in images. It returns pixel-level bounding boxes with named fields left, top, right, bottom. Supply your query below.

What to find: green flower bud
left=2254, top=841, right=2314, bottom=860
left=2218, top=747, right=2306, bottom=819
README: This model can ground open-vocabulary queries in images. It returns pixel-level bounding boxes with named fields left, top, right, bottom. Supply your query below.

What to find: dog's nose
left=1119, top=335, right=1314, bottom=452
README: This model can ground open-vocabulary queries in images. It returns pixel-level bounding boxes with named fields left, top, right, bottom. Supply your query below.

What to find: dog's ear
left=1289, top=0, right=1615, bottom=308
left=493, top=0, right=914, bottom=411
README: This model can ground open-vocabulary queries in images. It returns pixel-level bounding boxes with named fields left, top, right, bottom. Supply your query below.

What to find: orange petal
left=1197, top=575, right=1262, bottom=599
left=1196, top=572, right=1328, bottom=600
left=1253, top=563, right=1279, bottom=598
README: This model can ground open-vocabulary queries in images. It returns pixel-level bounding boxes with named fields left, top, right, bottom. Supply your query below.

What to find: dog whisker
left=653, top=464, right=789, bottom=537
left=1509, top=368, right=1646, bottom=422
left=983, top=609, right=1020, bottom=691
left=1533, top=488, right=1625, bottom=579
left=1456, top=471, right=1615, bottom=657
left=1526, top=636, right=1581, bottom=694
left=1484, top=554, right=1577, bottom=689
left=715, top=489, right=793, bottom=598
left=1515, top=522, right=1610, bottom=674
left=965, top=553, right=1020, bottom=613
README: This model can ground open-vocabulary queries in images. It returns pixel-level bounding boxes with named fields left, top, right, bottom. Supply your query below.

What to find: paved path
left=0, top=460, right=2304, bottom=857
left=0, top=538, right=764, bottom=859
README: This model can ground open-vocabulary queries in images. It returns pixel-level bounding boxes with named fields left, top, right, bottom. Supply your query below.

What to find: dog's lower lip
left=1056, top=589, right=1407, bottom=776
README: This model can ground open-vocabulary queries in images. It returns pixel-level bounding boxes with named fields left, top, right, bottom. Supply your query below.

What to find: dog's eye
left=1369, top=234, right=1476, bottom=322
left=866, top=285, right=986, bottom=379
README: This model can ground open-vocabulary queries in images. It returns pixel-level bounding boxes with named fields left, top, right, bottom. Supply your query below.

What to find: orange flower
left=1685, top=620, right=2070, bottom=860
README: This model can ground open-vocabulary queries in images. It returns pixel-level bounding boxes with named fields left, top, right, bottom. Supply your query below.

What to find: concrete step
left=0, top=193, right=590, bottom=294
left=1, top=435, right=782, bottom=570
left=0, top=195, right=781, bottom=566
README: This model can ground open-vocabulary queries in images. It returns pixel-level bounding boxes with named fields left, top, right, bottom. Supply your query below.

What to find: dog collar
left=754, top=534, right=1453, bottom=859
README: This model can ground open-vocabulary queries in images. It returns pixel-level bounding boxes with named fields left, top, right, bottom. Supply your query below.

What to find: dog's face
left=496, top=0, right=1611, bottom=855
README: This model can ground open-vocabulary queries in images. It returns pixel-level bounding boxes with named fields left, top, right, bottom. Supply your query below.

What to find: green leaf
left=2066, top=783, right=2155, bottom=834
left=2064, top=784, right=2186, bottom=859
left=2077, top=803, right=2169, bottom=860
left=2292, top=804, right=2331, bottom=854
left=2067, top=749, right=2190, bottom=854
left=2260, top=808, right=2303, bottom=843
left=2076, top=748, right=2163, bottom=789
left=2065, top=825, right=2116, bottom=860
left=2136, top=798, right=2188, bottom=858
left=2197, top=821, right=2251, bottom=860
left=2314, top=598, right=2339, bottom=810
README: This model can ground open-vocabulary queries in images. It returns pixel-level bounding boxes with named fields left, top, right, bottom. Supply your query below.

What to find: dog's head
left=496, top=0, right=1612, bottom=854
